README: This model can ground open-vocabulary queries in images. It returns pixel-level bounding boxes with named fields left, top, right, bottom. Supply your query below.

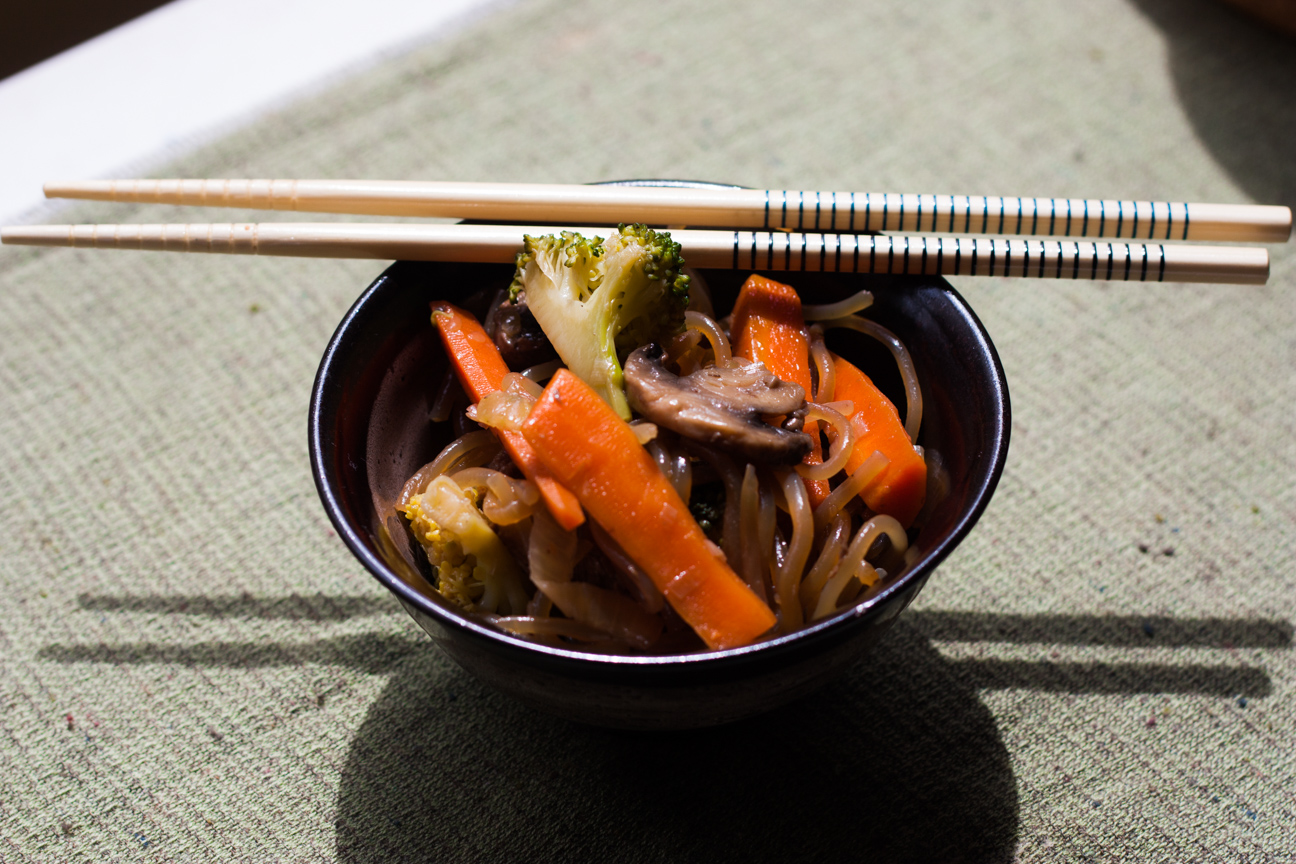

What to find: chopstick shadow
left=330, top=608, right=1289, bottom=864
left=37, top=596, right=1290, bottom=862
left=45, top=598, right=1288, bottom=694
left=74, top=591, right=391, bottom=621
left=1128, top=0, right=1296, bottom=210
left=909, top=610, right=1288, bottom=698
left=37, top=633, right=426, bottom=676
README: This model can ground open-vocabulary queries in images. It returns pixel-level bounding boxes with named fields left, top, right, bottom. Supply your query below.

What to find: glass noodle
left=396, top=279, right=933, bottom=652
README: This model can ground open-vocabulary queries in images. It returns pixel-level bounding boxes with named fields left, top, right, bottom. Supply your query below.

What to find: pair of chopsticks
left=3, top=179, right=1290, bottom=284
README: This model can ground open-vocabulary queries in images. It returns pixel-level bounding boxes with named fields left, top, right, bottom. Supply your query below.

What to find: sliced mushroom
left=623, top=344, right=813, bottom=465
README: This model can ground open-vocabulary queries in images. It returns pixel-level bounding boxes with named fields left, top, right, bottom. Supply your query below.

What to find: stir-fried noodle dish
left=389, top=225, right=943, bottom=654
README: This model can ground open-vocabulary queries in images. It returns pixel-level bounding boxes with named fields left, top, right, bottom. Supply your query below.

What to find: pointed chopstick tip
left=44, top=180, right=118, bottom=201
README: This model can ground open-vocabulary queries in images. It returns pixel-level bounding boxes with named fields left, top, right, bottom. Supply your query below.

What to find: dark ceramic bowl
left=308, top=189, right=1010, bottom=730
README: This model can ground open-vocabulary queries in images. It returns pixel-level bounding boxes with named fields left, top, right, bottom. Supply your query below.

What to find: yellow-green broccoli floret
left=401, top=476, right=528, bottom=614
left=509, top=224, right=690, bottom=419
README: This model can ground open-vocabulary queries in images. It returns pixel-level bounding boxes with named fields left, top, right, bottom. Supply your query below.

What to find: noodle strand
left=738, top=464, right=767, bottom=601
left=396, top=430, right=498, bottom=509
left=800, top=512, right=850, bottom=617
left=811, top=514, right=908, bottom=619
left=822, top=314, right=923, bottom=442
left=797, top=402, right=854, bottom=481
left=808, top=325, right=835, bottom=402
left=802, top=289, right=875, bottom=321
left=685, top=310, right=733, bottom=367
left=813, top=450, right=890, bottom=532
left=775, top=471, right=812, bottom=632
left=520, top=358, right=564, bottom=383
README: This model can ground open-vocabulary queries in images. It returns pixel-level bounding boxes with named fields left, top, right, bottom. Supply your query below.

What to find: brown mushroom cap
left=623, top=344, right=814, bottom=465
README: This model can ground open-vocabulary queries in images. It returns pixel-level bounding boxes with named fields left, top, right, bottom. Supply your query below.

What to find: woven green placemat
left=2, top=0, right=1292, bottom=860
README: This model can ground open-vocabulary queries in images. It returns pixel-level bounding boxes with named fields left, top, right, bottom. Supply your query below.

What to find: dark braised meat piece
left=623, top=343, right=813, bottom=465
left=492, top=297, right=557, bottom=368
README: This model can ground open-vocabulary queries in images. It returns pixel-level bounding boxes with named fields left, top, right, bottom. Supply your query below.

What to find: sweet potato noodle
left=396, top=278, right=940, bottom=654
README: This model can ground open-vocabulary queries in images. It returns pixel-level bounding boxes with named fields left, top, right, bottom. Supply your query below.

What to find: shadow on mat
left=332, top=621, right=1019, bottom=864
left=40, top=599, right=1291, bottom=862
left=75, top=591, right=391, bottom=621
left=1129, top=0, right=1296, bottom=209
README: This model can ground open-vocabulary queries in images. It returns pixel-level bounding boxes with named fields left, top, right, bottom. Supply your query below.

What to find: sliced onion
left=528, top=507, right=577, bottom=585
left=484, top=472, right=542, bottom=524
left=446, top=467, right=540, bottom=525
left=471, top=390, right=534, bottom=432
left=502, top=372, right=544, bottom=399
left=487, top=471, right=540, bottom=506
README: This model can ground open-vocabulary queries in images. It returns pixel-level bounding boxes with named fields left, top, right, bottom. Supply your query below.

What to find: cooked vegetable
left=622, top=343, right=812, bottom=464
left=509, top=224, right=689, bottom=419
left=404, top=268, right=936, bottom=652
left=489, top=295, right=557, bottom=368
left=520, top=368, right=777, bottom=650
left=830, top=353, right=927, bottom=527
left=431, top=300, right=585, bottom=530
left=401, top=475, right=529, bottom=614
left=530, top=579, right=664, bottom=650
left=728, top=274, right=831, bottom=505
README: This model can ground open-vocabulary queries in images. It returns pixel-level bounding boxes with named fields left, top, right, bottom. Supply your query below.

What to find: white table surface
left=0, top=0, right=509, bottom=225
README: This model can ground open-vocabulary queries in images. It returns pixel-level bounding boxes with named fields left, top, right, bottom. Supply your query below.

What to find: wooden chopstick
left=1, top=222, right=1270, bottom=284
left=43, top=179, right=1293, bottom=244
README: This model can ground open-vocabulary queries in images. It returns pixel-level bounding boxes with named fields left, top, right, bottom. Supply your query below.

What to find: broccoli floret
left=509, top=224, right=690, bottom=419
left=401, top=476, right=528, bottom=614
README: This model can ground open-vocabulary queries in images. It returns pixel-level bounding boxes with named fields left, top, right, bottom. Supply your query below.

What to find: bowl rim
left=308, top=182, right=1011, bottom=674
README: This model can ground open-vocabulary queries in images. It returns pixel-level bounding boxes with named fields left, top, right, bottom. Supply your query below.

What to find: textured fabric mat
left=1, top=0, right=1293, bottom=860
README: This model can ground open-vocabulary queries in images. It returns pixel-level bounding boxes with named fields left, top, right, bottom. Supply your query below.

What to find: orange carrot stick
left=430, top=301, right=584, bottom=530
left=728, top=274, right=830, bottom=506
left=830, top=353, right=927, bottom=527
left=521, top=369, right=777, bottom=650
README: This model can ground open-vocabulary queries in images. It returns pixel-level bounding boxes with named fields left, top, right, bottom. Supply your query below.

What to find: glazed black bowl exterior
left=309, top=227, right=1010, bottom=731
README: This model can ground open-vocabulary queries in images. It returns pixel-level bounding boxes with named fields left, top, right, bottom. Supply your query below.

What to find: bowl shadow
left=333, top=618, right=1020, bottom=864
left=329, top=604, right=1286, bottom=862
left=39, top=592, right=1287, bottom=861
